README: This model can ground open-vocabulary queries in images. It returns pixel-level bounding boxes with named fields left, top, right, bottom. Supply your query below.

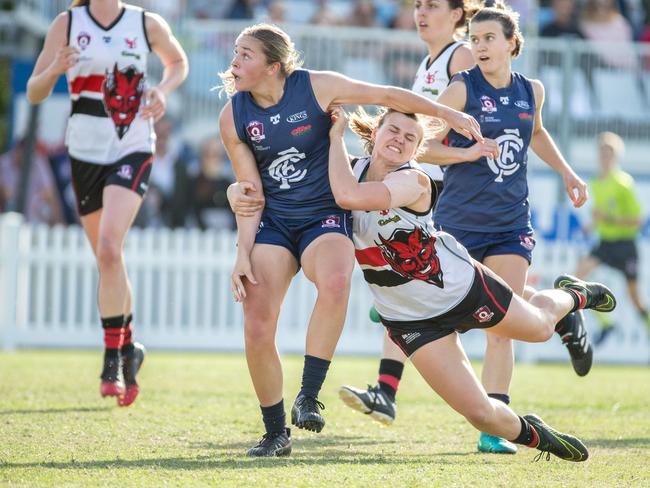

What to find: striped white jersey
left=65, top=4, right=154, bottom=164
left=411, top=41, right=465, bottom=181
left=351, top=157, right=475, bottom=321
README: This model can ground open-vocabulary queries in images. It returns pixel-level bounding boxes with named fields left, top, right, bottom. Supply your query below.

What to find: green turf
left=0, top=351, right=648, bottom=487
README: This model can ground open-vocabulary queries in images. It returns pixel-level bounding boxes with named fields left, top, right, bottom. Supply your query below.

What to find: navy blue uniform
left=434, top=67, right=537, bottom=263
left=232, top=69, right=351, bottom=259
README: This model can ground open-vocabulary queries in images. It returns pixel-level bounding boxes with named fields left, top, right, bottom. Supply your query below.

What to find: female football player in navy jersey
left=218, top=22, right=482, bottom=457
left=324, top=105, right=613, bottom=462
left=27, top=0, right=187, bottom=406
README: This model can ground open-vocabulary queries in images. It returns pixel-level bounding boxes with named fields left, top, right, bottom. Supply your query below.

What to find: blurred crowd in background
left=1, top=0, right=650, bottom=229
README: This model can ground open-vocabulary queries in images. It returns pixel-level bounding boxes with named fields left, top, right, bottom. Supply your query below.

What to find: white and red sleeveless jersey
left=65, top=4, right=154, bottom=164
left=412, top=41, right=465, bottom=181
left=351, top=157, right=475, bottom=321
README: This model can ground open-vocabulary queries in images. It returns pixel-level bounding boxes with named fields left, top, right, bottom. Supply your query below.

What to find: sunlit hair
left=598, top=131, right=624, bottom=157
left=69, top=0, right=90, bottom=7
left=467, top=0, right=524, bottom=58
left=348, top=107, right=443, bottom=158
left=218, top=23, right=303, bottom=97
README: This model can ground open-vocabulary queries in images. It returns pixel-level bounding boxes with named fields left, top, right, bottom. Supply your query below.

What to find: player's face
left=414, top=0, right=458, bottom=42
left=372, top=112, right=422, bottom=165
left=469, top=20, right=515, bottom=73
left=230, top=36, right=271, bottom=91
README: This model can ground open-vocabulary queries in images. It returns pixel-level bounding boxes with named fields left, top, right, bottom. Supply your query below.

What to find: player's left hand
left=141, top=86, right=166, bottom=121
left=563, top=171, right=588, bottom=208
left=444, top=108, right=483, bottom=142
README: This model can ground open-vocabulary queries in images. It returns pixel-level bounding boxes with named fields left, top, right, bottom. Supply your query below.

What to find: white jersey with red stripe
left=352, top=157, right=475, bottom=321
left=65, top=4, right=154, bottom=164
left=411, top=41, right=465, bottom=181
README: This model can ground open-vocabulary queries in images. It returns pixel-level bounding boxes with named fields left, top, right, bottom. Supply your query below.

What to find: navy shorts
left=70, top=152, right=153, bottom=216
left=255, top=210, right=353, bottom=261
left=436, top=224, right=536, bottom=265
left=590, top=239, right=638, bottom=280
left=383, top=263, right=514, bottom=357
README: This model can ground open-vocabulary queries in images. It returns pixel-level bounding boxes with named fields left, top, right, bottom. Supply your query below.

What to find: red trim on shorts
left=355, top=247, right=387, bottom=267
left=131, top=156, right=153, bottom=191
left=476, top=265, right=507, bottom=314
left=378, top=374, right=400, bottom=390
left=70, top=74, right=105, bottom=95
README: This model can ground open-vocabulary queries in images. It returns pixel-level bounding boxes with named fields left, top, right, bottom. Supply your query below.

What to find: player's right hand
left=466, top=138, right=499, bottom=161
left=50, top=46, right=80, bottom=75
left=227, top=181, right=265, bottom=216
left=231, top=252, right=257, bottom=302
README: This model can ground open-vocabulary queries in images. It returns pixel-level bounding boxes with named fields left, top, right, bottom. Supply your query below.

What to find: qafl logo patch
left=77, top=32, right=91, bottom=50
left=480, top=95, right=497, bottom=113
left=246, top=121, right=266, bottom=142
left=473, top=305, right=494, bottom=323
left=321, top=215, right=341, bottom=228
left=116, top=164, right=133, bottom=180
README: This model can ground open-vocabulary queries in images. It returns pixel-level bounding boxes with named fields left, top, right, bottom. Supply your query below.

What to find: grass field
left=1, top=351, right=649, bottom=487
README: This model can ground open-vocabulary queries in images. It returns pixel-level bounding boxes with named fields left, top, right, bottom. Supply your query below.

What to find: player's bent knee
left=463, top=403, right=495, bottom=430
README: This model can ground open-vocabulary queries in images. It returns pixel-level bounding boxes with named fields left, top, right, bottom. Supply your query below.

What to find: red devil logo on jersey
left=377, top=226, right=443, bottom=287
left=102, top=63, right=144, bottom=139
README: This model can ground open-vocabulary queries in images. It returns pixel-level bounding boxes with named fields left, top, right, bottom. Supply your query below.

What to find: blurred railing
left=1, top=213, right=648, bottom=362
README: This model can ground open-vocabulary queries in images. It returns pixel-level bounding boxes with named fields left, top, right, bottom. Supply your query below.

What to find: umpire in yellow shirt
left=576, top=132, right=649, bottom=343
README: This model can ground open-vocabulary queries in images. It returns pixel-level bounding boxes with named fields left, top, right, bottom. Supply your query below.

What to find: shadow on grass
left=190, top=434, right=400, bottom=451
left=585, top=437, right=650, bottom=449
left=0, top=406, right=111, bottom=415
left=4, top=451, right=484, bottom=470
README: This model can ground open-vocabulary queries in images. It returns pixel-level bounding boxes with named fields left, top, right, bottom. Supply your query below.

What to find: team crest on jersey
left=321, top=215, right=341, bottom=228
left=480, top=96, right=497, bottom=113
left=124, top=37, right=137, bottom=49
left=268, top=147, right=307, bottom=189
left=425, top=71, right=436, bottom=84
left=377, top=226, right=443, bottom=288
left=116, top=164, right=133, bottom=180
left=246, top=121, right=266, bottom=142
left=102, top=63, right=145, bottom=139
left=486, top=128, right=524, bottom=182
left=77, top=32, right=91, bottom=50
left=270, top=114, right=280, bottom=125
left=473, top=305, right=494, bottom=323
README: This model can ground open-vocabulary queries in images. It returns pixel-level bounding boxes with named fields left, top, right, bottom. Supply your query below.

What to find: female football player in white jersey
left=325, top=105, right=613, bottom=462
left=339, top=0, right=523, bottom=456
left=27, top=0, right=187, bottom=406
left=340, top=0, right=591, bottom=455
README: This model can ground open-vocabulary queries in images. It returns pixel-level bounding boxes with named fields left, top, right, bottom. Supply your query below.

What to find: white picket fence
left=1, top=213, right=648, bottom=363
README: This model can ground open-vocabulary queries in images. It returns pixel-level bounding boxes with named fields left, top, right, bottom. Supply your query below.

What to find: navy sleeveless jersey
left=434, top=67, right=536, bottom=232
left=232, top=69, right=339, bottom=219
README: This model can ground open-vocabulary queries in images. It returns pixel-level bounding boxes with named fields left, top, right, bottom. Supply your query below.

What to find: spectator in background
left=0, top=139, right=63, bottom=225
left=580, top=0, right=636, bottom=69
left=347, top=0, right=378, bottom=28
left=264, top=0, right=287, bottom=23
left=389, top=1, right=415, bottom=30
left=541, top=0, right=584, bottom=37
left=190, top=136, right=235, bottom=231
left=141, top=116, right=195, bottom=228
left=310, top=0, right=341, bottom=25
left=575, top=132, right=650, bottom=344
left=227, top=0, right=260, bottom=20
